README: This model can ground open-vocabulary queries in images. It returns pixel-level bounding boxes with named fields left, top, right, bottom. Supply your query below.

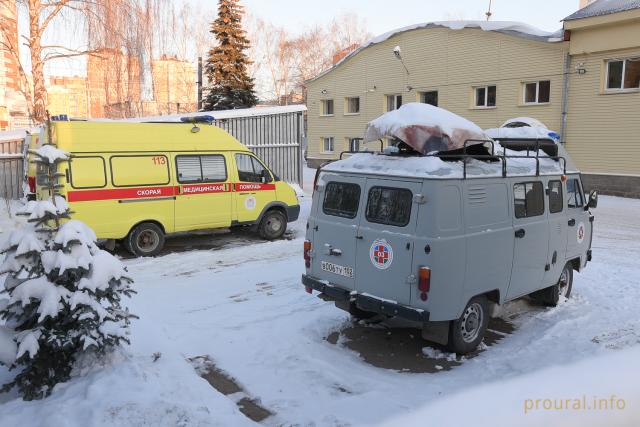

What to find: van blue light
left=180, top=115, right=215, bottom=124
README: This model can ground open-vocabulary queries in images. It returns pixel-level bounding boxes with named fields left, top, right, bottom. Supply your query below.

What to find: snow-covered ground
left=0, top=182, right=639, bottom=426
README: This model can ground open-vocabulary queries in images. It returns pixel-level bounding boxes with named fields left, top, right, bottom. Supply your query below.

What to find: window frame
left=69, top=156, right=107, bottom=189
left=386, top=94, right=402, bottom=111
left=567, top=178, right=585, bottom=209
left=322, top=181, right=361, bottom=219
left=322, top=136, right=335, bottom=153
left=344, top=96, right=360, bottom=115
left=109, top=154, right=170, bottom=188
left=513, top=181, right=545, bottom=219
left=523, top=80, right=551, bottom=104
left=548, top=180, right=564, bottom=214
left=365, top=186, right=413, bottom=227
left=605, top=58, right=640, bottom=92
left=348, top=137, right=362, bottom=152
left=474, top=85, right=497, bottom=108
left=419, top=90, right=438, bottom=106
left=320, top=99, right=334, bottom=116
left=234, top=153, right=273, bottom=183
left=175, top=154, right=228, bottom=184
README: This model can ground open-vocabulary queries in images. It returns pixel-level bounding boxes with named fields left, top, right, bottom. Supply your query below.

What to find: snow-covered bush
left=0, top=144, right=136, bottom=400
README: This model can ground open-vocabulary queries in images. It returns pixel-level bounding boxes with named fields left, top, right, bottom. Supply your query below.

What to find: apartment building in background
left=306, top=0, right=640, bottom=197
left=0, top=0, right=29, bottom=130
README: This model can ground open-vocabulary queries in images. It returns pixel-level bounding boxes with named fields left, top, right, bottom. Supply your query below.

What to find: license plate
left=321, top=261, right=354, bottom=278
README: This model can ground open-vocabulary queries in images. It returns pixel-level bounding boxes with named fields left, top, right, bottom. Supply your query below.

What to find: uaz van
left=37, top=120, right=300, bottom=256
left=302, top=138, right=596, bottom=354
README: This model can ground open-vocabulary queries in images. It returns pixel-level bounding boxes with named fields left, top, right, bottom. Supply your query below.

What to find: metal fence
left=0, top=139, right=26, bottom=200
left=213, top=111, right=304, bottom=186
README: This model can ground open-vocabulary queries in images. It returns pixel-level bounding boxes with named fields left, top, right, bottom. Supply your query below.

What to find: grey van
left=302, top=139, right=597, bottom=354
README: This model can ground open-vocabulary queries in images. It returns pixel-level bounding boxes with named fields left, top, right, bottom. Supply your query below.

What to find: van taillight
left=28, top=176, right=36, bottom=193
left=304, top=240, right=311, bottom=268
left=418, top=266, right=431, bottom=301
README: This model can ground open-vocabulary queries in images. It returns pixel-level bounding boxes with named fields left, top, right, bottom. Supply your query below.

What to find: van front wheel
left=126, top=222, right=165, bottom=257
left=447, top=296, right=489, bottom=355
left=258, top=210, right=287, bottom=240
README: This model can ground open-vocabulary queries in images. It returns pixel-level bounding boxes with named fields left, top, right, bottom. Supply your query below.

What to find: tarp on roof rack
left=364, top=103, right=489, bottom=154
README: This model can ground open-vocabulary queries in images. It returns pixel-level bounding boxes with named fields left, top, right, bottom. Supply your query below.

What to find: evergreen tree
left=0, top=142, right=136, bottom=400
left=204, top=0, right=258, bottom=110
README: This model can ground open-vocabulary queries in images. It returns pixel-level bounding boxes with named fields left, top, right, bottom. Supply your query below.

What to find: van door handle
left=515, top=229, right=526, bottom=238
left=568, top=219, right=576, bottom=226
left=355, top=235, right=363, bottom=240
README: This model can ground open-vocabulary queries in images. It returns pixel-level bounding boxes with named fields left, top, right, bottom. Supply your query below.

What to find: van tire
left=447, top=296, right=489, bottom=355
left=126, top=223, right=165, bottom=257
left=532, top=263, right=573, bottom=307
left=258, top=210, right=287, bottom=240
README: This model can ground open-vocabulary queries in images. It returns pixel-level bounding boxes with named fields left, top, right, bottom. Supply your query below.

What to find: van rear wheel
left=447, top=296, right=489, bottom=355
left=126, top=222, right=165, bottom=257
left=258, top=210, right=287, bottom=240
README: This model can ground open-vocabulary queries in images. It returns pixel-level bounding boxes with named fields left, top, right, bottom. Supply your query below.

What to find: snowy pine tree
left=203, top=0, right=258, bottom=110
left=0, top=143, right=136, bottom=400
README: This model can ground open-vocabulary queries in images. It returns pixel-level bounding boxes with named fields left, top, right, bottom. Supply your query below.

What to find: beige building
left=47, top=76, right=89, bottom=118
left=563, top=0, right=640, bottom=197
left=306, top=0, right=640, bottom=197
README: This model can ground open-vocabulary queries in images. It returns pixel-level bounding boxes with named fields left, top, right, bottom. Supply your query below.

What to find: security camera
left=393, top=45, right=402, bottom=59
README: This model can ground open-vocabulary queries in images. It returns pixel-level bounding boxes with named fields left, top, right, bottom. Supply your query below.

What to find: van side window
left=236, top=154, right=271, bottom=183
left=513, top=182, right=544, bottom=218
left=110, top=155, right=170, bottom=187
left=548, top=180, right=563, bottom=213
left=176, top=155, right=227, bottom=183
left=567, top=178, right=584, bottom=208
left=366, top=187, right=413, bottom=227
left=323, top=182, right=360, bottom=219
left=70, top=156, right=106, bottom=189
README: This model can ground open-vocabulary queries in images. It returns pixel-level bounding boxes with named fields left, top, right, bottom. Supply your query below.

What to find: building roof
left=564, top=0, right=640, bottom=21
left=307, top=21, right=563, bottom=84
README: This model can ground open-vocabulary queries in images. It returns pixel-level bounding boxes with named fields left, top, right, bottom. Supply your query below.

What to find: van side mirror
left=586, top=190, right=598, bottom=210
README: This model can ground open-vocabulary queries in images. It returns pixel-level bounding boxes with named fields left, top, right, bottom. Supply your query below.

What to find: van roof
left=322, top=146, right=580, bottom=180
left=49, top=121, right=251, bottom=153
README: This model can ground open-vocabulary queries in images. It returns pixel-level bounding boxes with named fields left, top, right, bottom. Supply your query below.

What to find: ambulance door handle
left=568, top=219, right=576, bottom=226
left=239, top=192, right=256, bottom=195
left=515, top=229, right=526, bottom=238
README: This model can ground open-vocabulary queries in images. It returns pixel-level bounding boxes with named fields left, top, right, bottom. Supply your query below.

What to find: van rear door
left=312, top=174, right=365, bottom=291
left=355, top=179, right=421, bottom=306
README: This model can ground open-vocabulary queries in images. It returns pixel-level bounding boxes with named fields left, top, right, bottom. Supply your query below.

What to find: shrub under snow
left=0, top=144, right=136, bottom=400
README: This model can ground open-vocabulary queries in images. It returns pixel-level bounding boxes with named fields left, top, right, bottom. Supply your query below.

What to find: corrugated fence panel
left=214, top=111, right=303, bottom=186
left=0, top=139, right=26, bottom=200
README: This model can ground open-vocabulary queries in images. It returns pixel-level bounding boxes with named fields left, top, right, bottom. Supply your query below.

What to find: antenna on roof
left=486, top=0, right=493, bottom=21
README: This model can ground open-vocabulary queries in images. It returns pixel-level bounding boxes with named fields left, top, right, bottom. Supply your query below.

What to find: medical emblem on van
left=370, top=239, right=393, bottom=270
left=577, top=222, right=586, bottom=244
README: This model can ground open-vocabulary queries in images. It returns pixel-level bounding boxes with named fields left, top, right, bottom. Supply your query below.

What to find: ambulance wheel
left=258, top=210, right=287, bottom=240
left=533, top=263, right=573, bottom=307
left=126, top=223, right=165, bottom=257
left=447, top=296, right=489, bottom=355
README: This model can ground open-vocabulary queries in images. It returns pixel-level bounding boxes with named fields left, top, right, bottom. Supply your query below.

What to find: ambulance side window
left=567, top=178, right=584, bottom=208
left=366, top=186, right=413, bottom=227
left=548, top=180, right=563, bottom=214
left=70, top=156, right=107, bottom=189
left=513, top=181, right=544, bottom=218
left=176, top=155, right=227, bottom=183
left=323, top=182, right=361, bottom=219
left=110, top=155, right=170, bottom=187
left=236, top=154, right=270, bottom=183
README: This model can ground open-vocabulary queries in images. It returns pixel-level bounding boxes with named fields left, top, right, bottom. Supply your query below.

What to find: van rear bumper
left=286, top=204, right=300, bottom=222
left=302, top=274, right=430, bottom=323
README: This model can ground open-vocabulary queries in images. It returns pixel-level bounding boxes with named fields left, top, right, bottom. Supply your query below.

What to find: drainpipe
left=560, top=51, right=571, bottom=144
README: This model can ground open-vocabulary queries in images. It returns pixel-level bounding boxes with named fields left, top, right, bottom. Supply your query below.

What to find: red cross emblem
left=374, top=245, right=390, bottom=264
left=370, top=239, right=394, bottom=270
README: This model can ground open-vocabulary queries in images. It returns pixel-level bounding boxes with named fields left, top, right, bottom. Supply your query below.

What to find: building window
left=523, top=80, right=551, bottom=104
left=475, top=85, right=496, bottom=108
left=606, top=58, right=640, bottom=91
left=348, top=137, right=362, bottom=152
left=420, top=91, right=438, bottom=106
left=321, top=99, right=334, bottom=116
left=322, top=137, right=335, bottom=153
left=345, top=97, right=360, bottom=114
left=386, top=94, right=402, bottom=111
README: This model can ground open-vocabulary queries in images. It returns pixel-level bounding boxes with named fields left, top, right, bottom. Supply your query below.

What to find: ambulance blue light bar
left=180, top=115, right=215, bottom=124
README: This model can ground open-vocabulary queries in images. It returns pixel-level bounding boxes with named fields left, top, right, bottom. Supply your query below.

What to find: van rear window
left=366, top=187, right=413, bottom=227
left=323, top=182, right=361, bottom=219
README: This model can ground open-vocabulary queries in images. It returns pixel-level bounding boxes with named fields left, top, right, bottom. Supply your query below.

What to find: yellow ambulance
left=37, top=119, right=300, bottom=256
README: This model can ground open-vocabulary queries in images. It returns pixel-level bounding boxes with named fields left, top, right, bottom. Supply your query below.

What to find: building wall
left=306, top=27, right=567, bottom=164
left=0, top=0, right=29, bottom=130
left=47, top=76, right=89, bottom=118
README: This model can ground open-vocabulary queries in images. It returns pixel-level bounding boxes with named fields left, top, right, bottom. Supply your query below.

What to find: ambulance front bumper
left=301, top=274, right=430, bottom=323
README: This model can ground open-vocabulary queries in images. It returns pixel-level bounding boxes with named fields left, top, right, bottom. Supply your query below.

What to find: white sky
left=191, top=0, right=580, bottom=33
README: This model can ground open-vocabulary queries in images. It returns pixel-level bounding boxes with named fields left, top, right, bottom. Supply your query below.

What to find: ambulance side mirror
left=586, top=190, right=598, bottom=210
left=261, top=169, right=272, bottom=183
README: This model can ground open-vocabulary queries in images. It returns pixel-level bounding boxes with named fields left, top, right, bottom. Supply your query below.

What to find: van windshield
left=323, top=182, right=360, bottom=219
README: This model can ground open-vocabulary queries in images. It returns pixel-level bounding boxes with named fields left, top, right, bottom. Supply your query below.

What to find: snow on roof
left=564, top=0, right=640, bottom=21
left=93, top=105, right=307, bottom=123
left=364, top=103, right=488, bottom=154
left=308, top=21, right=563, bottom=84
left=0, top=128, right=40, bottom=143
